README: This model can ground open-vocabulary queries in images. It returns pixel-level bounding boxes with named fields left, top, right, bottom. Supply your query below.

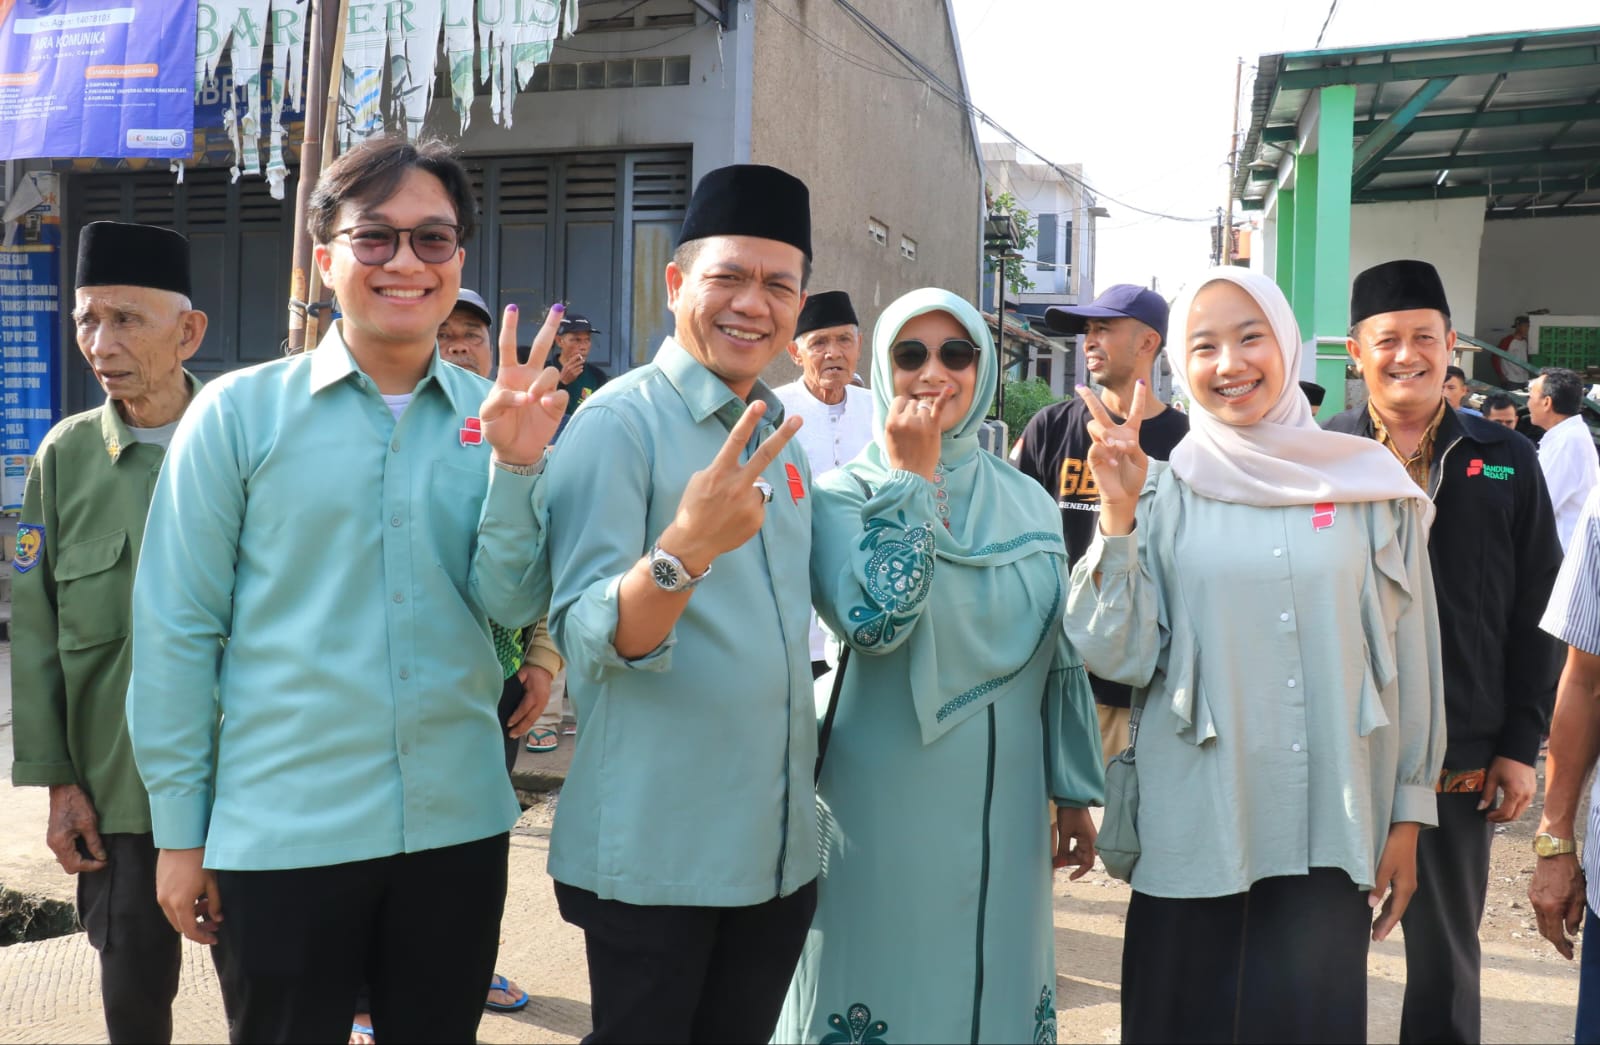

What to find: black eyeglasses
left=890, top=338, right=978, bottom=372
left=333, top=223, right=462, bottom=265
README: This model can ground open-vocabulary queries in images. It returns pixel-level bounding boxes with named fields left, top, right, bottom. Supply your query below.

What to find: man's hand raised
left=479, top=303, right=570, bottom=466
left=657, top=401, right=802, bottom=574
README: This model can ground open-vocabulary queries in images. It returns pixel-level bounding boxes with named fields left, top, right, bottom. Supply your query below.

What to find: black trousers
left=1401, top=792, right=1495, bottom=1044
left=77, top=832, right=232, bottom=1044
left=215, top=833, right=508, bottom=1044
left=555, top=878, right=818, bottom=1043
left=1121, top=868, right=1372, bottom=1044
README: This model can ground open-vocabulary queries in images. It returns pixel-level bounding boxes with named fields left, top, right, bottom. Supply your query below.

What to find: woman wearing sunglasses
left=775, top=288, right=1104, bottom=1043
left=1066, top=268, right=1445, bottom=1042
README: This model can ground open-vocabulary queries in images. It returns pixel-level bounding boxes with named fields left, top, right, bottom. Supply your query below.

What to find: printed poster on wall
left=0, top=171, right=61, bottom=512
left=0, top=0, right=196, bottom=161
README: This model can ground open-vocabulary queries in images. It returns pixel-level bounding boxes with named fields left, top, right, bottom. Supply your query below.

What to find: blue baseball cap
left=1044, top=284, right=1169, bottom=346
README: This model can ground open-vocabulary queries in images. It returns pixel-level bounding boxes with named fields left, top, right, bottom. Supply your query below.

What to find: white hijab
left=1165, top=268, right=1432, bottom=525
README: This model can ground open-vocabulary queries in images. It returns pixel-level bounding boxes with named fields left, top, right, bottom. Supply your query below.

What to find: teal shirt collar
left=309, top=322, right=474, bottom=415
left=655, top=336, right=787, bottom=428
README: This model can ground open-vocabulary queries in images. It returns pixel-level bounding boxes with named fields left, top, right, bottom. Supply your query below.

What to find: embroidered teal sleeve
left=811, top=469, right=941, bottom=655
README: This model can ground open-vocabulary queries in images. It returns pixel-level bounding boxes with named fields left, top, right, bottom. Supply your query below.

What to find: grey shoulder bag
left=1096, top=695, right=1143, bottom=882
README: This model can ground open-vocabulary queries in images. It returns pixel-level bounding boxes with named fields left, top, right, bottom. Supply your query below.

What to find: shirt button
left=391, top=515, right=402, bottom=527
left=1273, top=548, right=1283, bottom=557
left=1292, top=742, right=1302, bottom=753
left=1280, top=612, right=1290, bottom=622
left=393, top=591, right=405, bottom=603
left=1287, top=678, right=1297, bottom=688
left=400, top=742, right=411, bottom=755
left=399, top=668, right=410, bottom=680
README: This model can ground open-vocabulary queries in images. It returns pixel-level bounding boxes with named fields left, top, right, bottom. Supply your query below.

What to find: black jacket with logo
left=1325, top=403, right=1562, bottom=770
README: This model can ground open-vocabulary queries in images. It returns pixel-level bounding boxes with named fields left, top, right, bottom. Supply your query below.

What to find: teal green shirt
left=480, top=338, right=818, bottom=906
left=1064, top=464, right=1446, bottom=897
left=128, top=326, right=532, bottom=870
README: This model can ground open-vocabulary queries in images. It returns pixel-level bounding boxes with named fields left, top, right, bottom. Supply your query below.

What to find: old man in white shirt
left=1530, top=367, right=1600, bottom=553
left=774, top=290, right=873, bottom=677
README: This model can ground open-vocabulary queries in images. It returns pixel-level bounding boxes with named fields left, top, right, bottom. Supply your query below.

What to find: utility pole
left=286, top=0, right=345, bottom=353
left=1221, top=56, right=1243, bottom=266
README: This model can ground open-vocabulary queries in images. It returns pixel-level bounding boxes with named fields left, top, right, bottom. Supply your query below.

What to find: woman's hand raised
left=884, top=387, right=953, bottom=480
left=1078, top=380, right=1150, bottom=536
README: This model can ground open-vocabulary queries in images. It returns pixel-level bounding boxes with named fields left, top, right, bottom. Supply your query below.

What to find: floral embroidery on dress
left=821, top=1002, right=890, bottom=1044
left=848, top=513, right=936, bottom=648
left=1034, top=984, right=1057, bottom=1043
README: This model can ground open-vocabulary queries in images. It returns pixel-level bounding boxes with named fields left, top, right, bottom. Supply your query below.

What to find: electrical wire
left=556, top=22, right=704, bottom=54
left=828, top=0, right=1215, bottom=223
left=760, top=0, right=921, bottom=82
left=1314, top=0, right=1340, bottom=49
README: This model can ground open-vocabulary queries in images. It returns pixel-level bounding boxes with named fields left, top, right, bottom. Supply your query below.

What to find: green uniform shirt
left=10, top=373, right=202, bottom=833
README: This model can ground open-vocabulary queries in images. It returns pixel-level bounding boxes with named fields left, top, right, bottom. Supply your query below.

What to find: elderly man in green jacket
left=10, top=221, right=219, bottom=1044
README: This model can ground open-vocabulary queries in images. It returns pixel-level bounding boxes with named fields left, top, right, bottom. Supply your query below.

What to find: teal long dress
left=774, top=464, right=1104, bottom=1044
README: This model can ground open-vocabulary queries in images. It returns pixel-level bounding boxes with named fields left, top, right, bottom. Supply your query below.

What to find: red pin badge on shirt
left=1312, top=502, right=1336, bottom=531
left=785, top=462, right=806, bottom=503
left=460, top=416, right=483, bottom=446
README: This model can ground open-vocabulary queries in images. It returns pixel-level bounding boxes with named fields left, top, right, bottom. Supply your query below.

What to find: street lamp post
left=984, top=209, right=1023, bottom=423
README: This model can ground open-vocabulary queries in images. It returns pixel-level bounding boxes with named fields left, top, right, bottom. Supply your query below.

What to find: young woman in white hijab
left=1065, top=268, right=1446, bottom=1043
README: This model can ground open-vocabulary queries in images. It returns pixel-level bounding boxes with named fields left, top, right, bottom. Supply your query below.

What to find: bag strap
left=814, top=472, right=876, bottom=784
left=814, top=646, right=851, bottom=784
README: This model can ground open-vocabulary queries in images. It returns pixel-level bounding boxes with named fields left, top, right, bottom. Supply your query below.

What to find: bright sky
left=949, top=0, right=1600, bottom=298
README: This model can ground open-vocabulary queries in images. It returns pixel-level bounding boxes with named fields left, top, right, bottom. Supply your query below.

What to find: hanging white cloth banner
left=264, top=0, right=310, bottom=198
left=443, top=0, right=477, bottom=132
left=479, top=0, right=577, bottom=130
left=195, top=0, right=308, bottom=198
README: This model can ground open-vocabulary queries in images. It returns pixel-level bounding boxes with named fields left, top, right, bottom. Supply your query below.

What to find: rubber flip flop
left=350, top=1022, right=375, bottom=1044
left=484, top=973, right=530, bottom=1012
left=524, top=727, right=559, bottom=753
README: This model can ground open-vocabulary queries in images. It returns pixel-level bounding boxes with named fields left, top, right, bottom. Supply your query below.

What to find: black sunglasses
left=890, top=338, right=978, bottom=372
left=333, top=223, right=463, bottom=265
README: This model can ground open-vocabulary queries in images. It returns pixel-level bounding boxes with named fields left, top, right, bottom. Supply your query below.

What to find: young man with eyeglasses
left=1015, top=284, right=1188, bottom=763
left=127, top=137, right=567, bottom=1043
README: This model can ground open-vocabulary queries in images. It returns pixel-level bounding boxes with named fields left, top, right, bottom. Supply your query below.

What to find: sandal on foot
left=485, top=973, right=530, bottom=1012
left=525, top=727, right=559, bottom=753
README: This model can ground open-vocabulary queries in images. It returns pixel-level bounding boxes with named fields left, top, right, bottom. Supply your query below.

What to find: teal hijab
left=841, top=288, right=1069, bottom=743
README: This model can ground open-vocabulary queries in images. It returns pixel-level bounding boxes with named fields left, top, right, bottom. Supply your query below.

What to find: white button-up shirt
left=774, top=380, right=874, bottom=661
left=1539, top=413, right=1600, bottom=552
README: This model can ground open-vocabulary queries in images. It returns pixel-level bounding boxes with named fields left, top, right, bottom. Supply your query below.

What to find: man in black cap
left=1299, top=379, right=1326, bottom=418
left=1326, top=258, right=1562, bottom=1044
left=478, top=163, right=814, bottom=1041
left=546, top=309, right=609, bottom=427
left=11, top=221, right=223, bottom=1043
left=1015, top=283, right=1188, bottom=763
left=774, top=290, right=872, bottom=676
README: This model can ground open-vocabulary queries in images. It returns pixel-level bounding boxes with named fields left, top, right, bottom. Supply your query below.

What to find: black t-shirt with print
left=1017, top=396, right=1190, bottom=708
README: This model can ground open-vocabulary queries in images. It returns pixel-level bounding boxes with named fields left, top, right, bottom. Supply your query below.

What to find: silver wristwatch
left=648, top=545, right=711, bottom=592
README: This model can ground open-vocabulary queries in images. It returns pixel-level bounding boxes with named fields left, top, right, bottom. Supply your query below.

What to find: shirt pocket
left=54, top=529, right=130, bottom=650
left=430, top=460, right=488, bottom=584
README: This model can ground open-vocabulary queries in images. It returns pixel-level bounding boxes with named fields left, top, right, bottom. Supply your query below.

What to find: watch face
left=652, top=558, right=679, bottom=589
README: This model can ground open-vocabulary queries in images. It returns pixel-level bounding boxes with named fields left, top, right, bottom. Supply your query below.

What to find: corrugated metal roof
left=1235, top=25, right=1600, bottom=218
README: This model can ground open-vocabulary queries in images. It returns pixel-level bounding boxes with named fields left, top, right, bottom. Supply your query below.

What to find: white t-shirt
left=381, top=393, right=412, bottom=421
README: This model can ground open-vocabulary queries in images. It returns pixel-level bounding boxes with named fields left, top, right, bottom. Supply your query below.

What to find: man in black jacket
left=1326, top=259, right=1562, bottom=1044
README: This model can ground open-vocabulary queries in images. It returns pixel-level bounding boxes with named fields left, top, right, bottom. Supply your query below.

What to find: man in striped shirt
left=1531, top=483, right=1600, bottom=1043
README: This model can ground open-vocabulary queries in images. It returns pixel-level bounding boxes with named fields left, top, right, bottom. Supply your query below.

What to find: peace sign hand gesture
left=479, top=304, right=570, bottom=466
left=657, top=401, right=803, bottom=574
left=1079, top=380, right=1150, bottom=536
